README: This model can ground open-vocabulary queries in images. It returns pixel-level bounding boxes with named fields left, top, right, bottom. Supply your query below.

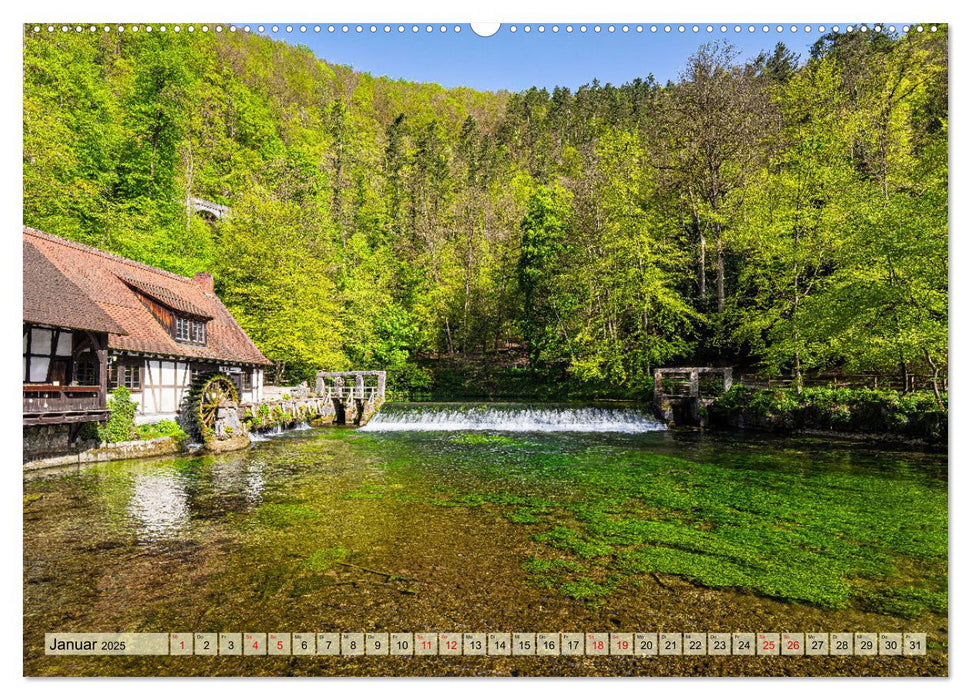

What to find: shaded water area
left=24, top=403, right=947, bottom=676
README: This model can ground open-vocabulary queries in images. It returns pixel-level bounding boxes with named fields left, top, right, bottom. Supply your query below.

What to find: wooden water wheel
left=185, top=372, right=239, bottom=438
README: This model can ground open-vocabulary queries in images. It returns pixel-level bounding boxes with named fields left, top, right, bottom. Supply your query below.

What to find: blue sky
left=261, top=23, right=858, bottom=92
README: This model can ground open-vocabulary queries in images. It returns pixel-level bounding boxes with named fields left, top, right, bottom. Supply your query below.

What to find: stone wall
left=241, top=396, right=337, bottom=431
left=23, top=436, right=189, bottom=473
left=23, top=424, right=98, bottom=462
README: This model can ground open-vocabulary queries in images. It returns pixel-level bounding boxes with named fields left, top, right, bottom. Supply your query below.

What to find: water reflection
left=126, top=472, right=190, bottom=542
left=210, top=458, right=266, bottom=505
left=245, top=460, right=265, bottom=503
left=24, top=419, right=949, bottom=677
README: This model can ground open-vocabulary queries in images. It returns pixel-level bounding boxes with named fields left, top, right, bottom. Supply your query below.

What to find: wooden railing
left=23, top=384, right=105, bottom=414
left=243, top=371, right=388, bottom=429
left=653, top=370, right=944, bottom=395
left=738, top=373, right=945, bottom=392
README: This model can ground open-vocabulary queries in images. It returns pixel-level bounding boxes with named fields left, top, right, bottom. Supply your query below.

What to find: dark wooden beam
left=23, top=411, right=109, bottom=426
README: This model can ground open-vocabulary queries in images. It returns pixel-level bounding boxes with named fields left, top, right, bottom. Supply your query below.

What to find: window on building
left=242, top=370, right=253, bottom=391
left=23, top=326, right=74, bottom=384
left=110, top=361, right=141, bottom=390
left=175, top=316, right=190, bottom=342
left=74, top=352, right=98, bottom=386
left=191, top=319, right=206, bottom=344
left=173, top=316, right=206, bottom=345
left=122, top=364, right=141, bottom=390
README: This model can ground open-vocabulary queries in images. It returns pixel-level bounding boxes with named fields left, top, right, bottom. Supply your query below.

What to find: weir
left=360, top=404, right=666, bottom=433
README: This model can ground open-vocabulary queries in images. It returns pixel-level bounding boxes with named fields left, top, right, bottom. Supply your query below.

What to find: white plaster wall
left=135, top=359, right=192, bottom=424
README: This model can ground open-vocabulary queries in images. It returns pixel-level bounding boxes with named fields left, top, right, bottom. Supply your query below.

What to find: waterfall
left=360, top=404, right=666, bottom=433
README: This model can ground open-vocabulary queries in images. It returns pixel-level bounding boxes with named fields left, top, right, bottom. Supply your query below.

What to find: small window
left=242, top=370, right=253, bottom=391
left=55, top=331, right=73, bottom=356
left=74, top=352, right=98, bottom=386
left=30, top=328, right=52, bottom=355
left=191, top=319, right=206, bottom=344
left=123, top=364, right=141, bottom=390
left=175, top=317, right=190, bottom=341
left=111, top=362, right=141, bottom=390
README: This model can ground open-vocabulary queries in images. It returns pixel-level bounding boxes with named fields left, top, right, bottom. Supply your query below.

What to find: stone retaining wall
left=23, top=436, right=189, bottom=473
left=241, top=396, right=337, bottom=430
left=23, top=424, right=85, bottom=461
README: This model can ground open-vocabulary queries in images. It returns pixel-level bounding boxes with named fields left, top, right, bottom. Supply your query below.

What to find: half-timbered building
left=23, top=234, right=127, bottom=441
left=24, top=227, right=272, bottom=432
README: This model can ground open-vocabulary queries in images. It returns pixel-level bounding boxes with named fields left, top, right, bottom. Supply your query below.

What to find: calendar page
left=21, top=14, right=948, bottom=681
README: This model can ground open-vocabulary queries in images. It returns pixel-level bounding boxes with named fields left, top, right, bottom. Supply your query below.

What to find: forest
left=22, top=26, right=948, bottom=399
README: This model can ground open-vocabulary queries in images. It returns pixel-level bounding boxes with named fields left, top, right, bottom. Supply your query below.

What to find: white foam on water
left=250, top=422, right=311, bottom=441
left=360, top=405, right=666, bottom=433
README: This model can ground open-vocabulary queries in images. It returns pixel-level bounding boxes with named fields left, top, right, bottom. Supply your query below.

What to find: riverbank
left=23, top=436, right=194, bottom=473
left=706, top=387, right=947, bottom=446
left=23, top=421, right=322, bottom=474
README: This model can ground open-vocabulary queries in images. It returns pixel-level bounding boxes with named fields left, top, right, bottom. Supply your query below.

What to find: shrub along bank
left=79, top=387, right=188, bottom=444
left=708, top=386, right=947, bottom=445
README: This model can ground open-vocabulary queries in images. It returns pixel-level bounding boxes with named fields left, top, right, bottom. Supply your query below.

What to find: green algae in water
left=252, top=502, right=320, bottom=528
left=856, top=586, right=948, bottom=618
left=22, top=415, right=948, bottom=660
left=449, top=434, right=530, bottom=447
left=350, top=426, right=947, bottom=614
left=300, top=546, right=354, bottom=572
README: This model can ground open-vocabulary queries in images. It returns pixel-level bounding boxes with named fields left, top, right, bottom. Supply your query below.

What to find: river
left=23, top=403, right=948, bottom=676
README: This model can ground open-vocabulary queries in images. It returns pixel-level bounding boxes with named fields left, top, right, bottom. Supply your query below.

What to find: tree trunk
left=443, top=316, right=455, bottom=355
left=462, top=226, right=474, bottom=354
left=699, top=230, right=707, bottom=301
left=793, top=242, right=801, bottom=394
left=551, top=302, right=576, bottom=363
left=924, top=349, right=945, bottom=410
left=184, top=139, right=194, bottom=229
left=794, top=350, right=803, bottom=395
left=716, top=239, right=725, bottom=313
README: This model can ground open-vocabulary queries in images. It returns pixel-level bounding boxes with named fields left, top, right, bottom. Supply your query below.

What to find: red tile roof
left=23, top=237, right=128, bottom=336
left=118, top=274, right=214, bottom=319
left=24, top=227, right=272, bottom=366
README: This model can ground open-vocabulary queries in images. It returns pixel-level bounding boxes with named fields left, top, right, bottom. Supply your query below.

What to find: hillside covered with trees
left=23, top=26, right=948, bottom=399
